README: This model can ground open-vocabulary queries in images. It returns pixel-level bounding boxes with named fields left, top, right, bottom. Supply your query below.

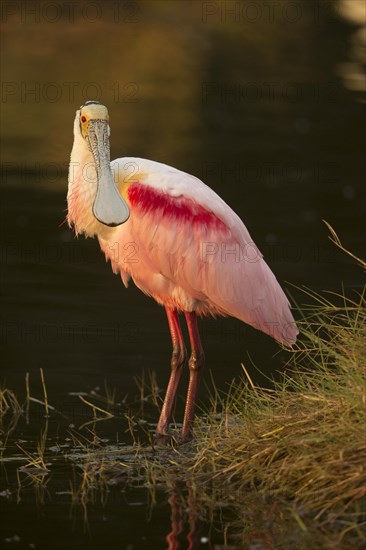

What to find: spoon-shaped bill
left=87, top=120, right=130, bottom=227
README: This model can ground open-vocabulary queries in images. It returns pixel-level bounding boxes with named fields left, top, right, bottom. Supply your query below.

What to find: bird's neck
left=67, top=137, right=103, bottom=238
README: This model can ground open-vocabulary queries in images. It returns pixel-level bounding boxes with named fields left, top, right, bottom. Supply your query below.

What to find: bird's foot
left=154, top=431, right=193, bottom=447
left=153, top=432, right=177, bottom=447
left=177, top=432, right=193, bottom=445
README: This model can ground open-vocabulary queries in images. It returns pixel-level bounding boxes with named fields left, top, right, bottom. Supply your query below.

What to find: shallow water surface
left=0, top=393, right=240, bottom=549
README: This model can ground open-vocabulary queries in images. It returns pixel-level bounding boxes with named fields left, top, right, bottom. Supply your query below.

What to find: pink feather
left=96, top=158, right=298, bottom=346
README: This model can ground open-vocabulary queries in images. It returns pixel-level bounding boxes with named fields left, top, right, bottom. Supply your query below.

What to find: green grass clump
left=184, top=284, right=366, bottom=541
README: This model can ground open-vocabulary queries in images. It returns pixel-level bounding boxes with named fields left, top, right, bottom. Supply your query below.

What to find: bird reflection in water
left=165, top=481, right=201, bottom=550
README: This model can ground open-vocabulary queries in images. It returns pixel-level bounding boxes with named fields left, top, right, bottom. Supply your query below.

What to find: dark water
left=1, top=1, right=365, bottom=548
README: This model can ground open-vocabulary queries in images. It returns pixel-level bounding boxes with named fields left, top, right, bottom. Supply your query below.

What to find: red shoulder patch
left=128, top=183, right=228, bottom=231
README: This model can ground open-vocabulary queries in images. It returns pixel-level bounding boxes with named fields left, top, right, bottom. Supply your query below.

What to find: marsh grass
left=145, top=274, right=366, bottom=544
left=0, top=388, right=23, bottom=456
left=0, top=388, right=22, bottom=419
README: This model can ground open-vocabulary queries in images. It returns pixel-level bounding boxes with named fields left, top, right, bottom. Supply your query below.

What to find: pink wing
left=102, top=158, right=298, bottom=345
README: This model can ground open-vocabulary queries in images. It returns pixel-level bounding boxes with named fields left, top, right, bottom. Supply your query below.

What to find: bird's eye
left=81, top=116, right=87, bottom=123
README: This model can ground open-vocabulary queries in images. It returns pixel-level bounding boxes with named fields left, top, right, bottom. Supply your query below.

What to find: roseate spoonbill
left=67, top=100, right=298, bottom=441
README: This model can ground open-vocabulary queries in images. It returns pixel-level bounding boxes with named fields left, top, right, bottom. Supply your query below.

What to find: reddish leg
left=182, top=312, right=205, bottom=440
left=156, top=308, right=186, bottom=436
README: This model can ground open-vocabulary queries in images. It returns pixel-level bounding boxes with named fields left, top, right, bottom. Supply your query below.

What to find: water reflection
left=336, top=1, right=366, bottom=98
left=166, top=481, right=201, bottom=550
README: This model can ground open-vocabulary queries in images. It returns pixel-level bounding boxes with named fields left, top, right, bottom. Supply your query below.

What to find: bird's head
left=74, top=100, right=130, bottom=227
left=79, top=100, right=110, bottom=139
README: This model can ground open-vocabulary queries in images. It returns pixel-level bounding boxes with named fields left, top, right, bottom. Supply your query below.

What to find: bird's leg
left=156, top=308, right=186, bottom=438
left=181, top=312, right=205, bottom=441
